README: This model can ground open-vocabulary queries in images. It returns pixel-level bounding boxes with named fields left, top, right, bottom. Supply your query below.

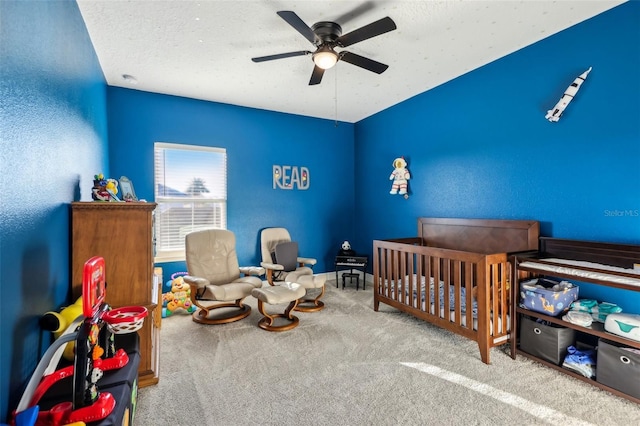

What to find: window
left=154, top=142, right=227, bottom=262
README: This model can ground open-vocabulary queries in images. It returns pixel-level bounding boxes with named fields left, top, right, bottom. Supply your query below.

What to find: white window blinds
left=154, top=142, right=227, bottom=262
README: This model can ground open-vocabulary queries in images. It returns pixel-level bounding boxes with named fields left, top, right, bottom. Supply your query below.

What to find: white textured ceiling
left=77, top=0, right=624, bottom=123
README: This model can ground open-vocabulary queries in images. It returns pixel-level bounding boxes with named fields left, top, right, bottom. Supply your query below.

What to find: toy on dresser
left=91, top=173, right=119, bottom=202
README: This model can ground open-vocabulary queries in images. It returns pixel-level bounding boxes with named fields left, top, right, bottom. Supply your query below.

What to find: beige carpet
left=134, top=280, right=640, bottom=425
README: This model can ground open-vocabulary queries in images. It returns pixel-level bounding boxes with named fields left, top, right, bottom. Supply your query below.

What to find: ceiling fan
left=251, top=10, right=397, bottom=85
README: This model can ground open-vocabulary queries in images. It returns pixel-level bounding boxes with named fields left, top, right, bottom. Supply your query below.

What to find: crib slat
left=399, top=250, right=405, bottom=302
left=408, top=252, right=415, bottom=308
left=465, top=261, right=473, bottom=331
left=491, top=262, right=499, bottom=337
left=443, top=257, right=451, bottom=317
left=385, top=248, right=392, bottom=299
left=416, top=253, right=422, bottom=310
left=436, top=257, right=440, bottom=314
left=450, top=260, right=456, bottom=322
left=425, top=255, right=431, bottom=310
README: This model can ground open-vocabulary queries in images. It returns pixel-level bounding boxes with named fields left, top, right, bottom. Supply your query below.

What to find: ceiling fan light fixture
left=312, top=47, right=338, bottom=70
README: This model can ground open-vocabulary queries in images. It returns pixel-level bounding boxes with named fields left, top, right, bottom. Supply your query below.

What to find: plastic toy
left=545, top=67, right=592, bottom=122
left=11, top=256, right=147, bottom=426
left=105, top=179, right=118, bottom=197
left=40, top=298, right=84, bottom=361
left=162, top=273, right=195, bottom=318
left=91, top=174, right=119, bottom=202
left=389, top=157, right=410, bottom=198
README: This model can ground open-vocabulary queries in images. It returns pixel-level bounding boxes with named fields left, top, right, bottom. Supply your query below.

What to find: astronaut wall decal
left=389, top=157, right=410, bottom=199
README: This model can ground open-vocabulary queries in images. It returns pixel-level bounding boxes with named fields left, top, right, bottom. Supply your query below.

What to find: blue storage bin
left=519, top=278, right=579, bottom=316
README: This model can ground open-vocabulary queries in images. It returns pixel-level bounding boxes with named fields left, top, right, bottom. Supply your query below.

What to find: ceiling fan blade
left=339, top=51, right=389, bottom=74
left=336, top=16, right=396, bottom=47
left=332, top=1, right=376, bottom=26
left=252, top=51, right=311, bottom=62
left=277, top=11, right=317, bottom=45
left=309, top=65, right=325, bottom=85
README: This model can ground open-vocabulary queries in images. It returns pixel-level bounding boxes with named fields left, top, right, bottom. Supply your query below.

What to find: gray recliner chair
left=184, top=229, right=264, bottom=325
left=260, top=227, right=326, bottom=312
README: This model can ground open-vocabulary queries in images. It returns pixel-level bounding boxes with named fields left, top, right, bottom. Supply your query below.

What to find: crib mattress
left=380, top=275, right=509, bottom=335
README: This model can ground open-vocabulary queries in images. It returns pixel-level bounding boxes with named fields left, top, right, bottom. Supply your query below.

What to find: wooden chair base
left=294, top=299, right=325, bottom=312
left=191, top=301, right=251, bottom=325
left=256, top=299, right=300, bottom=332
left=294, top=285, right=326, bottom=312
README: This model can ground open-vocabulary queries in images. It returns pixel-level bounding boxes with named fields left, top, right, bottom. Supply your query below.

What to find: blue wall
left=107, top=88, right=356, bottom=275
left=354, top=2, right=640, bottom=310
left=0, top=0, right=108, bottom=420
left=1, top=0, right=639, bottom=421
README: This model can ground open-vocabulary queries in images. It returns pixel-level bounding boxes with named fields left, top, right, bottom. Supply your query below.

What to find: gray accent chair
left=260, top=227, right=326, bottom=312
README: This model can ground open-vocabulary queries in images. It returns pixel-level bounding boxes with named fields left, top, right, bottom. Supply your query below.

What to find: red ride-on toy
left=11, top=257, right=147, bottom=426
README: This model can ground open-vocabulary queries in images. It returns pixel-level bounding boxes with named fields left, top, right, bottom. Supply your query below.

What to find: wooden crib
left=373, top=218, right=539, bottom=364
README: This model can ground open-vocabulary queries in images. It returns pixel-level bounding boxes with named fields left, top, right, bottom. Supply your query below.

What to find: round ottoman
left=293, top=274, right=327, bottom=312
left=251, top=282, right=306, bottom=331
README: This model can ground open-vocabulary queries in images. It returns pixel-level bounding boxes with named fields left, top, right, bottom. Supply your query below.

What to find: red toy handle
left=82, top=256, right=106, bottom=318
left=29, top=366, right=74, bottom=407
left=36, top=392, right=116, bottom=425
left=28, top=349, right=128, bottom=408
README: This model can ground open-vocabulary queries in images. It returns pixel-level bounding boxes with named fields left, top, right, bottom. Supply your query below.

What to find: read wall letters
left=273, top=165, right=310, bottom=190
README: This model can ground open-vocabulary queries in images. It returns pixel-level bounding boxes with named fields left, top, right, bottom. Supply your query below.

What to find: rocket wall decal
left=545, top=67, right=592, bottom=122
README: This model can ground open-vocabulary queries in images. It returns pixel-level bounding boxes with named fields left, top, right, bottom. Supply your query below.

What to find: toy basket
left=103, top=306, right=148, bottom=334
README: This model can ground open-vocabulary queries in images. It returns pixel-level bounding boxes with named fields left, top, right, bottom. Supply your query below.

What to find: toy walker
left=11, top=257, right=147, bottom=426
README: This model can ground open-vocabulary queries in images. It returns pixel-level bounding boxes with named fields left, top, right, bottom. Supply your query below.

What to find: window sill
left=154, top=254, right=186, bottom=263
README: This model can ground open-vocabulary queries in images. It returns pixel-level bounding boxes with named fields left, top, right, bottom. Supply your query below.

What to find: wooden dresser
left=71, top=202, right=160, bottom=387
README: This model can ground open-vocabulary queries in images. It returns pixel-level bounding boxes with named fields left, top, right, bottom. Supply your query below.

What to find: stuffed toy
left=40, top=297, right=84, bottom=361
left=105, top=178, right=119, bottom=197
left=162, top=274, right=196, bottom=317
left=91, top=173, right=119, bottom=201
left=389, top=157, right=410, bottom=196
left=338, top=241, right=355, bottom=256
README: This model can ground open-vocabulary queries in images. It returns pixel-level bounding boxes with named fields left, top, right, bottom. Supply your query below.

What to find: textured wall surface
left=107, top=87, right=356, bottom=275
left=1, top=0, right=639, bottom=421
left=354, top=2, right=640, bottom=310
left=0, top=1, right=107, bottom=420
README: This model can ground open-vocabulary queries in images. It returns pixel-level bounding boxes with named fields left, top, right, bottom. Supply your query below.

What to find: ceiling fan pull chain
left=334, top=66, right=339, bottom=127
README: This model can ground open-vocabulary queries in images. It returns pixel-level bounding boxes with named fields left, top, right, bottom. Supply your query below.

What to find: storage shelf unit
left=71, top=202, right=160, bottom=388
left=509, top=238, right=640, bottom=405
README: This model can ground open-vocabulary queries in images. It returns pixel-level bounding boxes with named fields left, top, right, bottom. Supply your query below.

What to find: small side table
left=342, top=272, right=360, bottom=290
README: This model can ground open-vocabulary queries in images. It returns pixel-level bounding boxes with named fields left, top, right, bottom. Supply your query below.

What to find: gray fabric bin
left=519, top=316, right=576, bottom=365
left=596, top=339, right=640, bottom=399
